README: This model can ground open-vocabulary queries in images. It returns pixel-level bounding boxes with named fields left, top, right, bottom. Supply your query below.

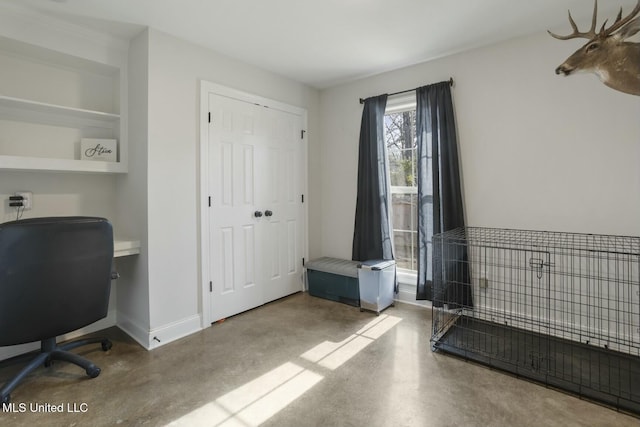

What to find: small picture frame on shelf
left=80, top=138, right=117, bottom=162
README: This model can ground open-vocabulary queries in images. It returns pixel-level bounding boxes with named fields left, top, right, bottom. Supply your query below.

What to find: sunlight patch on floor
left=167, top=313, right=402, bottom=427
left=167, top=362, right=322, bottom=427
left=226, top=369, right=323, bottom=426
left=302, top=314, right=403, bottom=370
left=299, top=334, right=357, bottom=363
left=216, top=362, right=305, bottom=412
left=359, top=315, right=402, bottom=339
left=317, top=335, right=373, bottom=370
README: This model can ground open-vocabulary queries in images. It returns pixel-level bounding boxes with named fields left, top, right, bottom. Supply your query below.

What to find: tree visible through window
left=384, top=109, right=418, bottom=271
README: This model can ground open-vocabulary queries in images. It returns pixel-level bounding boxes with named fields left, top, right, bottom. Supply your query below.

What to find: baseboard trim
left=147, top=314, right=202, bottom=350
left=0, top=308, right=117, bottom=362
left=116, top=311, right=152, bottom=350
left=116, top=313, right=204, bottom=351
left=395, top=287, right=430, bottom=308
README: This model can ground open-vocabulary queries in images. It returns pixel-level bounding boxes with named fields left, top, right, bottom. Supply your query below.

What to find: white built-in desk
left=114, top=238, right=140, bottom=257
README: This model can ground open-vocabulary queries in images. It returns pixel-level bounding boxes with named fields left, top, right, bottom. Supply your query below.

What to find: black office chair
left=0, top=217, right=115, bottom=404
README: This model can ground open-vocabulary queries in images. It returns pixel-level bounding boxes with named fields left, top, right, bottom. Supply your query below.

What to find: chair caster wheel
left=86, top=366, right=101, bottom=378
left=44, top=357, right=53, bottom=368
left=101, top=340, right=112, bottom=352
left=1, top=394, right=10, bottom=404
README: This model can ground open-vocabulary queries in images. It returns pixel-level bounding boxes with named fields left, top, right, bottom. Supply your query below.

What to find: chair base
left=0, top=336, right=112, bottom=404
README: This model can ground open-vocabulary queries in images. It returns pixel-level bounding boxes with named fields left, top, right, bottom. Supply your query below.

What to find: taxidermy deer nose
left=555, top=65, right=572, bottom=75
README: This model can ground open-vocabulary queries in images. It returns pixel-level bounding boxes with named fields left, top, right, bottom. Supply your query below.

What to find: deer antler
left=602, top=0, right=640, bottom=36
left=548, top=0, right=599, bottom=40
left=548, top=0, right=640, bottom=40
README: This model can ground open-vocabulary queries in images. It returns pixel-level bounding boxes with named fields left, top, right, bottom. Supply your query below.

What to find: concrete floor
left=0, top=292, right=637, bottom=427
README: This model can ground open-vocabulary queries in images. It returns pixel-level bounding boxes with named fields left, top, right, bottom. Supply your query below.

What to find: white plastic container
left=357, top=259, right=396, bottom=315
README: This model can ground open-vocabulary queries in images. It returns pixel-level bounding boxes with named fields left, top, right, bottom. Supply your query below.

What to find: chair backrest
left=0, top=217, right=114, bottom=346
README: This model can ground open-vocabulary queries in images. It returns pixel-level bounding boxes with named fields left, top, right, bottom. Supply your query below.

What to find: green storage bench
left=305, top=257, right=360, bottom=307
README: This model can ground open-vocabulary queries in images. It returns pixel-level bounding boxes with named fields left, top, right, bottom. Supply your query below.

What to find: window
left=384, top=95, right=419, bottom=273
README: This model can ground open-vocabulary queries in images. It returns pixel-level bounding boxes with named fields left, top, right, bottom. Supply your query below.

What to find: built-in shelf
left=0, top=154, right=127, bottom=173
left=0, top=34, right=126, bottom=174
left=0, top=95, right=120, bottom=123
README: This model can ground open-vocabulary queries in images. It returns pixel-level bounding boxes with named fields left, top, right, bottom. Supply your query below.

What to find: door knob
left=265, top=210, right=273, bottom=217
left=254, top=211, right=263, bottom=218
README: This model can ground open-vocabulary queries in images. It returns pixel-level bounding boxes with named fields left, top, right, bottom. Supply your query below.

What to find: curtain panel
left=415, top=82, right=471, bottom=308
left=352, top=95, right=394, bottom=262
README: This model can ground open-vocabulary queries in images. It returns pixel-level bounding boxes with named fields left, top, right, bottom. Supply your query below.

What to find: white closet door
left=261, top=107, right=304, bottom=304
left=207, top=92, right=304, bottom=322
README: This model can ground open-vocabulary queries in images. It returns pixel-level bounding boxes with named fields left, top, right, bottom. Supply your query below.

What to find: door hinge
left=208, top=196, right=211, bottom=207
left=209, top=281, right=212, bottom=292
left=301, top=194, right=304, bottom=203
left=301, top=130, right=306, bottom=139
left=302, top=257, right=305, bottom=266
left=208, top=112, right=211, bottom=123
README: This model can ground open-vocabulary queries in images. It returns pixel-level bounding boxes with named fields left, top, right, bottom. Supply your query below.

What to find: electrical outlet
left=479, top=278, right=488, bottom=289
left=15, top=191, right=32, bottom=210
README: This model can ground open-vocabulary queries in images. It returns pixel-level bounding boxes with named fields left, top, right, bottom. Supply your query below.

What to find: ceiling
left=2, top=0, right=637, bottom=89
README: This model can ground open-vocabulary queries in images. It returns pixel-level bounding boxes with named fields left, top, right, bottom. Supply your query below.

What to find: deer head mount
left=548, top=0, right=640, bottom=96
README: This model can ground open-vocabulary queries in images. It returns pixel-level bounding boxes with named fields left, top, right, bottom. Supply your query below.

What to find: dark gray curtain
left=352, top=94, right=394, bottom=262
left=415, top=82, right=471, bottom=308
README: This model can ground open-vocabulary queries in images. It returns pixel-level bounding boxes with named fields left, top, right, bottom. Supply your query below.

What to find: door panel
left=220, top=227, right=234, bottom=293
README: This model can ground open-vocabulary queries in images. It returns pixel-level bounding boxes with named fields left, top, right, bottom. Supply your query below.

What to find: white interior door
left=206, top=90, right=305, bottom=323
left=261, top=107, right=304, bottom=303
left=208, top=94, right=263, bottom=321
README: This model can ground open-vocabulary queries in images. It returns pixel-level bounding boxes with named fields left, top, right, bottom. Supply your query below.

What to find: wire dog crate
left=430, top=227, right=640, bottom=414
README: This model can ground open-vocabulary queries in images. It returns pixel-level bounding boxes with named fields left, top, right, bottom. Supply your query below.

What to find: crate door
left=476, top=246, right=552, bottom=373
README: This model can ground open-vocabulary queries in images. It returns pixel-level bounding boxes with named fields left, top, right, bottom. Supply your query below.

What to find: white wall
left=139, top=29, right=320, bottom=346
left=0, top=172, right=118, bottom=223
left=114, top=28, right=150, bottom=348
left=318, top=31, right=640, bottom=263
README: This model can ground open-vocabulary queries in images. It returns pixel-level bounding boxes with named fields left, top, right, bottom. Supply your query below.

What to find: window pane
left=385, top=111, right=417, bottom=187
left=391, top=193, right=416, bottom=270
